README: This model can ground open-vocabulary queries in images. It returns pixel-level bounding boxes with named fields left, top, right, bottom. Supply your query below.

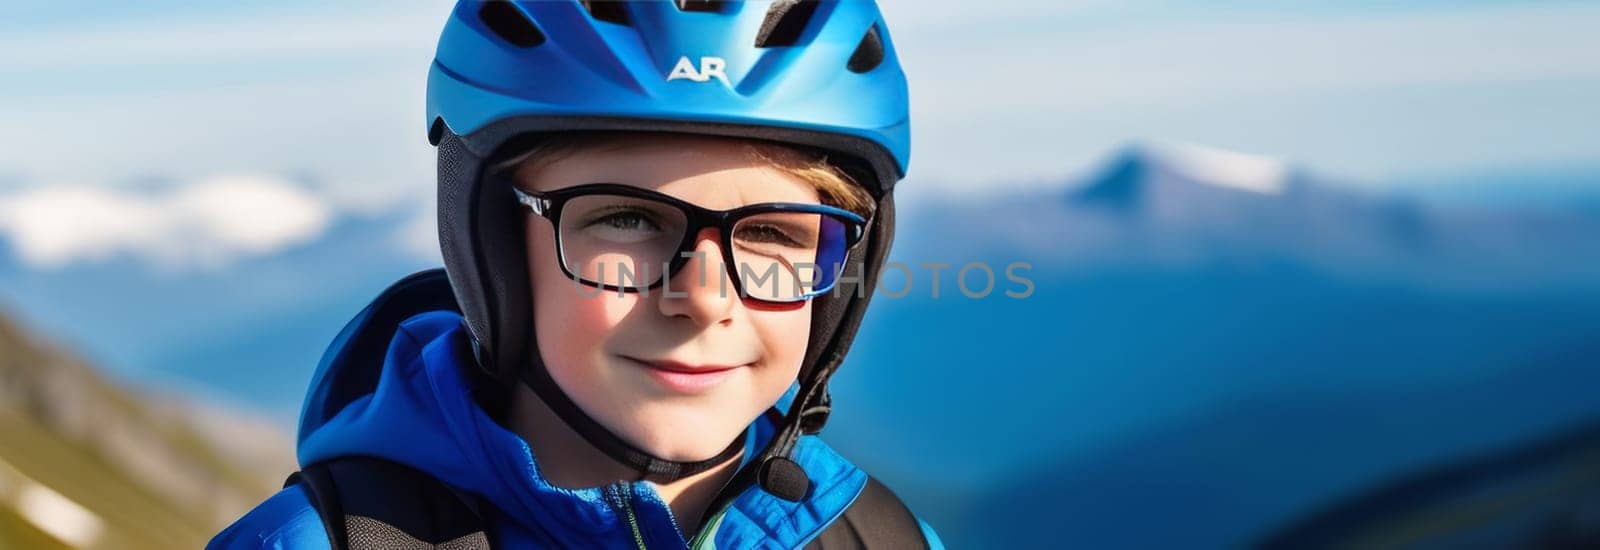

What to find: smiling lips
left=623, top=356, right=746, bottom=394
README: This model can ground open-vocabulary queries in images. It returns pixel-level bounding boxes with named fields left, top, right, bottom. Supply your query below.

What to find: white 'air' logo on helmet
left=667, top=56, right=729, bottom=86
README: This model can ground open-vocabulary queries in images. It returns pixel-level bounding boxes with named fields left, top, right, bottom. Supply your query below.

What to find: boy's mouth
left=619, top=355, right=747, bottom=394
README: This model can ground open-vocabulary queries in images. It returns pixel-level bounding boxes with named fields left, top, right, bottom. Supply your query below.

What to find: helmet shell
left=427, top=0, right=910, bottom=190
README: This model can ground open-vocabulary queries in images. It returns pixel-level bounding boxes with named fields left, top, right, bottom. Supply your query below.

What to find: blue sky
left=4, top=1, right=1598, bottom=186
left=1, top=0, right=1599, bottom=270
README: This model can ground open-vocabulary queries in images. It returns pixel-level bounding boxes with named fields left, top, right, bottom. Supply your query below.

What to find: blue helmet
left=427, top=0, right=909, bottom=500
left=429, top=0, right=909, bottom=188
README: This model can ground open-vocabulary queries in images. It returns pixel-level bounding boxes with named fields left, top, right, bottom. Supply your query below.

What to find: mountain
left=821, top=144, right=1600, bottom=547
left=0, top=304, right=291, bottom=549
left=896, top=143, right=1600, bottom=291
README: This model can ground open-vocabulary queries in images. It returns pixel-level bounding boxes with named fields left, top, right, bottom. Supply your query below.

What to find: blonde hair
left=490, top=131, right=875, bottom=218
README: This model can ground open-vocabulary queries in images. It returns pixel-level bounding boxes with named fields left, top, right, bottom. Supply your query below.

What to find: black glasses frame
left=512, top=183, right=868, bottom=301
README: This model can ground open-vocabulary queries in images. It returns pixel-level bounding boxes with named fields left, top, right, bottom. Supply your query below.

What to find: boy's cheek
left=546, top=279, right=635, bottom=330
left=533, top=294, right=627, bottom=409
left=526, top=227, right=632, bottom=347
left=753, top=302, right=813, bottom=367
left=534, top=278, right=635, bottom=368
left=527, top=259, right=623, bottom=382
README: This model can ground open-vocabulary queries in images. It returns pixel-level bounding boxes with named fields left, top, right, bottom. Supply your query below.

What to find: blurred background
left=4, top=1, right=1600, bottom=548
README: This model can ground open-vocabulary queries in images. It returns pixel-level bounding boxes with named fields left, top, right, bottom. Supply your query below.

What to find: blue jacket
left=209, top=306, right=941, bottom=549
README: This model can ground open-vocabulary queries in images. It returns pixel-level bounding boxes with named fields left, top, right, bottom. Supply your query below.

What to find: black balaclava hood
left=436, top=116, right=898, bottom=502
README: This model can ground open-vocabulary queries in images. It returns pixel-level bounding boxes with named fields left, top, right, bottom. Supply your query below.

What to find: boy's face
left=518, top=135, right=816, bottom=462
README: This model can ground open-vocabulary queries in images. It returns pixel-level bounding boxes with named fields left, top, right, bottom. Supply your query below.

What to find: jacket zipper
left=688, top=418, right=772, bottom=548
left=687, top=506, right=729, bottom=549
left=614, top=481, right=649, bottom=550
left=685, top=472, right=749, bottom=548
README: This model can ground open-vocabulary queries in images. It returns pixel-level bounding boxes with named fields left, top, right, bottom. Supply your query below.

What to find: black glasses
left=513, top=183, right=867, bottom=303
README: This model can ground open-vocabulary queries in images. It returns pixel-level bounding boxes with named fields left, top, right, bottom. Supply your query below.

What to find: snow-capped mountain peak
left=1143, top=141, right=1289, bottom=195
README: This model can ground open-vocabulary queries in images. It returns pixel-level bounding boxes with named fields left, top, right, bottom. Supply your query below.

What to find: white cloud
left=0, top=175, right=332, bottom=270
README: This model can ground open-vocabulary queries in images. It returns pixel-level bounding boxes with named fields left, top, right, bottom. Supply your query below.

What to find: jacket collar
left=296, top=288, right=866, bottom=547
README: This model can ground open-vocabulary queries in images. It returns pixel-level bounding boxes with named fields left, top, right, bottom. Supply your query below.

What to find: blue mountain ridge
left=824, top=146, right=1600, bottom=547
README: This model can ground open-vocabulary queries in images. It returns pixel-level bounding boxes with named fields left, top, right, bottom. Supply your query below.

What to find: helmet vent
left=582, top=1, right=631, bottom=25
left=754, top=0, right=820, bottom=48
left=674, top=0, right=727, bottom=13
left=478, top=2, right=546, bottom=48
left=846, top=25, right=884, bottom=73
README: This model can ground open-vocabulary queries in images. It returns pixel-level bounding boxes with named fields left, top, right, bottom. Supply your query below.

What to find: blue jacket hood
left=285, top=270, right=870, bottom=548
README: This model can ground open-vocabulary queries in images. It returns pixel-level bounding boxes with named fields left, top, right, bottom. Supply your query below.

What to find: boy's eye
left=734, top=212, right=822, bottom=251
left=591, top=210, right=659, bottom=231
left=577, top=206, right=671, bottom=243
left=734, top=223, right=805, bottom=248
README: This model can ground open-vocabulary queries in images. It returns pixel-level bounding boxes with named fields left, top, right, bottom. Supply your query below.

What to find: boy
left=211, top=1, right=936, bottom=548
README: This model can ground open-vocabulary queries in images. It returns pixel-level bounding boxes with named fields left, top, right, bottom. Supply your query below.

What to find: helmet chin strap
left=514, top=355, right=744, bottom=481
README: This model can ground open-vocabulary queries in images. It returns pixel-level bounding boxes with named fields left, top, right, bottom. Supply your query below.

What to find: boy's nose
left=658, top=227, right=736, bottom=326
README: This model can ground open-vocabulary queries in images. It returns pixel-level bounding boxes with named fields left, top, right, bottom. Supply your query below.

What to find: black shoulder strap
left=805, top=476, right=930, bottom=550
left=285, top=456, right=491, bottom=549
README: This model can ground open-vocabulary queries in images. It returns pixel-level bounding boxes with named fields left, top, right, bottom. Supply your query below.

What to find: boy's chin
left=617, top=412, right=749, bottom=463
left=642, top=442, right=738, bottom=464
left=632, top=430, right=744, bottom=463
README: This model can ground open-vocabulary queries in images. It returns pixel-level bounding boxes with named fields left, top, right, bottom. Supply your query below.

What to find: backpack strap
left=285, top=456, right=491, bottom=549
left=805, top=476, right=930, bottom=550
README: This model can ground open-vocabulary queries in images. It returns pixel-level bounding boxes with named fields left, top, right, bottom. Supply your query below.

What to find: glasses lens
left=731, top=211, right=853, bottom=301
left=558, top=194, right=688, bottom=288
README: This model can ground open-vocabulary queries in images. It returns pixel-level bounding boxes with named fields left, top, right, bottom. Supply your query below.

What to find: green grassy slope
left=0, top=309, right=290, bottom=549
